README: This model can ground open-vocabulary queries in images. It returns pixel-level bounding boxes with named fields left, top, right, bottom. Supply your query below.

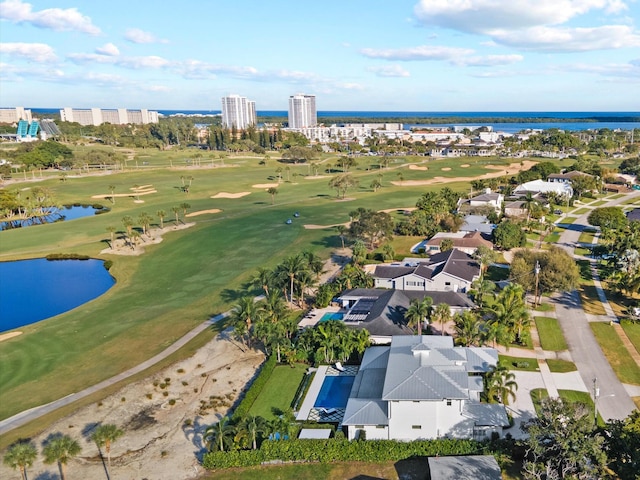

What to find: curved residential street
left=553, top=190, right=639, bottom=421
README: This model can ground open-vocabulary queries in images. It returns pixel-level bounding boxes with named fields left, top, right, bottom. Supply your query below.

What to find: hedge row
left=203, top=438, right=491, bottom=469
left=231, top=354, right=277, bottom=422
left=45, top=253, right=91, bottom=261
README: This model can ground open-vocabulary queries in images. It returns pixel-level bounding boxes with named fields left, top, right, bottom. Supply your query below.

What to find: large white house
left=342, top=335, right=509, bottom=441
left=372, top=249, right=481, bottom=293
left=513, top=179, right=573, bottom=198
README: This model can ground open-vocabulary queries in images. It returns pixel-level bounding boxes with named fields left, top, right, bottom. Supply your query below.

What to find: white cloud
left=492, top=25, right=640, bottom=52
left=0, top=42, right=57, bottom=62
left=95, top=43, right=119, bottom=56
left=367, top=65, right=411, bottom=77
left=118, top=55, right=171, bottom=69
left=413, top=0, right=629, bottom=33
left=67, top=53, right=116, bottom=64
left=124, top=28, right=168, bottom=44
left=360, top=45, right=474, bottom=61
left=555, top=59, right=640, bottom=79
left=455, top=54, right=524, bottom=66
left=0, top=0, right=101, bottom=35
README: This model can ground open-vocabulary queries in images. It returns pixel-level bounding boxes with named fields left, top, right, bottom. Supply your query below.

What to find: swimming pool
left=319, top=312, right=344, bottom=322
left=314, top=375, right=355, bottom=409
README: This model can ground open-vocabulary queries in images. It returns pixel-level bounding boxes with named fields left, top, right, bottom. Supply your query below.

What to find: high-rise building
left=0, top=107, right=32, bottom=123
left=221, top=94, right=256, bottom=130
left=59, top=108, right=159, bottom=126
left=288, top=94, right=317, bottom=128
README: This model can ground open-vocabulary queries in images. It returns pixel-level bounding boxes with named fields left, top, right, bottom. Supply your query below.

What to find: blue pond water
left=0, top=205, right=101, bottom=230
left=314, top=375, right=355, bottom=409
left=0, top=258, right=115, bottom=332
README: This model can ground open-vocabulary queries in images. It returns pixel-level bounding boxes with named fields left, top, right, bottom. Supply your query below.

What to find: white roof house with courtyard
left=342, top=335, right=509, bottom=441
left=513, top=179, right=573, bottom=197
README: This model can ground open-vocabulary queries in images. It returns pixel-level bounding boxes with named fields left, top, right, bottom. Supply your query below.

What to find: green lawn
left=534, top=302, right=554, bottom=313
left=572, top=208, right=590, bottom=215
left=621, top=321, right=640, bottom=357
left=248, top=364, right=308, bottom=420
left=578, top=231, right=596, bottom=244
left=591, top=323, right=640, bottom=385
left=499, top=355, right=538, bottom=371
left=547, top=359, right=577, bottom=373
left=535, top=317, right=568, bottom=351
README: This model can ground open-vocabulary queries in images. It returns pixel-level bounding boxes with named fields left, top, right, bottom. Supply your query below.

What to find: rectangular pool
left=314, top=375, right=355, bottom=409
left=319, top=312, right=344, bottom=322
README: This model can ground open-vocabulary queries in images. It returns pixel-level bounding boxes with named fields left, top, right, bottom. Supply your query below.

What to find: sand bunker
left=408, top=165, right=429, bottom=171
left=91, top=190, right=157, bottom=199
left=211, top=192, right=251, bottom=199
left=461, top=164, right=470, bottom=168
left=0, top=331, right=22, bottom=342
left=441, top=167, right=452, bottom=171
left=252, top=183, right=279, bottom=189
left=378, top=207, right=417, bottom=214
left=100, top=223, right=195, bottom=256
left=391, top=161, right=537, bottom=187
left=186, top=209, right=222, bottom=217
left=305, top=175, right=331, bottom=179
left=304, top=222, right=350, bottom=230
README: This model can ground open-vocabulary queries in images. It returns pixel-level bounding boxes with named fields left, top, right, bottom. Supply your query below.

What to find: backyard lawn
left=535, top=317, right=568, bottom=351
left=248, top=364, right=308, bottom=420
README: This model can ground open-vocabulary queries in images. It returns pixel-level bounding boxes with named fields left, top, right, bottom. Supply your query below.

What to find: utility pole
left=533, top=260, right=540, bottom=308
left=593, top=377, right=600, bottom=425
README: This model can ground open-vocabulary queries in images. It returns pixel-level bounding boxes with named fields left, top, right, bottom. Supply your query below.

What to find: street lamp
left=593, top=377, right=615, bottom=425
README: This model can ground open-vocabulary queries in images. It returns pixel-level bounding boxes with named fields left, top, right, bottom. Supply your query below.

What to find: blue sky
left=1, top=0, right=639, bottom=111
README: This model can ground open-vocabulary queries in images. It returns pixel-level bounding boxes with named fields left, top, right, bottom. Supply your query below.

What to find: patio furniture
left=335, top=362, right=345, bottom=372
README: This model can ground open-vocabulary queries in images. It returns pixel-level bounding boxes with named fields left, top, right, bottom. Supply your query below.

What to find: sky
left=0, top=0, right=639, bottom=111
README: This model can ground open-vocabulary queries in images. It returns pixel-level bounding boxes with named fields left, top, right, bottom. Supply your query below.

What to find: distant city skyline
left=1, top=0, right=639, bottom=111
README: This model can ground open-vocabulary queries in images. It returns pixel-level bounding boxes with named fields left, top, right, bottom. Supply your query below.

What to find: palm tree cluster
left=4, top=426, right=124, bottom=480
left=453, top=283, right=531, bottom=348
left=315, top=262, right=374, bottom=308
left=204, top=412, right=298, bottom=453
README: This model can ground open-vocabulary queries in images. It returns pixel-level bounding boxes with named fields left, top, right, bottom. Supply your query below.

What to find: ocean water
left=28, top=109, right=640, bottom=132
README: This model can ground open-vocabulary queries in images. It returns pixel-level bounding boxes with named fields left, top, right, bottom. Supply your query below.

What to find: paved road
left=553, top=191, right=639, bottom=421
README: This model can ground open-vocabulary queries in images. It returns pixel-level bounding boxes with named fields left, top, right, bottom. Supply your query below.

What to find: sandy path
left=392, top=161, right=535, bottom=186
left=252, top=183, right=279, bottom=189
left=0, top=331, right=22, bottom=342
left=186, top=209, right=221, bottom=217
left=211, top=192, right=250, bottom=199
left=0, top=334, right=265, bottom=480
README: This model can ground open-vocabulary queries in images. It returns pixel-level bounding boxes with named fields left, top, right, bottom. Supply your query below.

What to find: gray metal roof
left=462, top=403, right=510, bottom=427
left=382, top=366, right=470, bottom=401
left=342, top=399, right=388, bottom=426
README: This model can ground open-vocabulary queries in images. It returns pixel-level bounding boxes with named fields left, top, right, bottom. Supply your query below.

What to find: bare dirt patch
left=0, top=334, right=265, bottom=480
left=100, top=223, right=195, bottom=256
left=252, top=183, right=279, bottom=189
left=0, top=331, right=22, bottom=342
left=408, top=165, right=429, bottom=171
left=185, top=209, right=222, bottom=217
left=211, top=192, right=250, bottom=199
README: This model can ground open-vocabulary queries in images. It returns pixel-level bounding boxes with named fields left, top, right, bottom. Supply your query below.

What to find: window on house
left=447, top=399, right=452, bottom=406
left=376, top=425, right=385, bottom=429
left=356, top=425, right=364, bottom=429
left=412, top=425, right=422, bottom=429
left=445, top=282, right=451, bottom=286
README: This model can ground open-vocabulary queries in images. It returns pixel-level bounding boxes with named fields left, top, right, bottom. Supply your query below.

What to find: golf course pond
left=0, top=204, right=106, bottom=230
left=0, top=258, right=115, bottom=332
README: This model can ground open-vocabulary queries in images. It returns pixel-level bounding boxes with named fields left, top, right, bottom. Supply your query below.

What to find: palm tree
left=138, top=212, right=153, bottom=236
left=156, top=209, right=166, bottom=229
left=483, top=319, right=510, bottom=348
left=106, top=226, right=116, bottom=249
left=470, top=278, right=496, bottom=309
left=252, top=267, right=274, bottom=297
left=336, top=225, right=348, bottom=249
left=484, top=364, right=518, bottom=405
left=42, top=434, right=81, bottom=480
left=278, top=254, right=307, bottom=307
left=267, top=187, right=278, bottom=204
left=432, top=303, right=452, bottom=336
left=179, top=202, right=191, bottom=216
left=351, top=328, right=370, bottom=360
left=121, top=215, right=133, bottom=237
left=453, top=310, right=482, bottom=346
left=107, top=184, right=116, bottom=204
left=90, top=423, right=123, bottom=474
left=523, top=192, right=538, bottom=222
left=235, top=415, right=268, bottom=450
left=171, top=206, right=180, bottom=225
left=490, top=283, right=530, bottom=344
left=405, top=297, right=432, bottom=336
left=231, top=296, right=259, bottom=348
left=204, top=416, right=235, bottom=452
left=3, top=441, right=37, bottom=480
left=473, top=245, right=498, bottom=281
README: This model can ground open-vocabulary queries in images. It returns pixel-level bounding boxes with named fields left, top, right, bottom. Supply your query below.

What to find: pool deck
left=295, top=364, right=358, bottom=424
left=297, top=306, right=342, bottom=329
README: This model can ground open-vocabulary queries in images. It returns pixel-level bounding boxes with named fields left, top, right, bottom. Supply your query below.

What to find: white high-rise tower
left=288, top=94, right=317, bottom=128
left=221, top=94, right=256, bottom=129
